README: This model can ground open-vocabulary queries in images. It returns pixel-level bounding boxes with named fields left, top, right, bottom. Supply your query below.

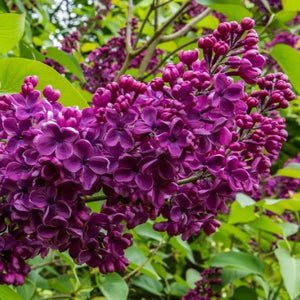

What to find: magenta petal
left=223, top=83, right=244, bottom=100
left=6, top=162, right=28, bottom=180
left=11, top=93, right=26, bottom=106
left=171, top=118, right=184, bottom=137
left=214, top=73, right=228, bottom=91
left=26, top=91, right=40, bottom=106
left=61, top=127, right=79, bottom=142
left=133, top=121, right=152, bottom=135
left=220, top=99, right=234, bottom=116
left=114, top=168, right=135, bottom=182
left=37, top=225, right=58, bottom=239
left=88, top=157, right=109, bottom=174
left=3, top=118, right=18, bottom=134
left=220, top=127, right=232, bottom=145
left=56, top=142, right=73, bottom=160
left=64, top=156, right=82, bottom=172
left=170, top=206, right=182, bottom=222
left=232, top=169, right=249, bottom=181
left=105, top=128, right=119, bottom=146
left=121, top=109, right=137, bottom=125
left=157, top=132, right=170, bottom=146
left=74, top=139, right=94, bottom=159
left=135, top=173, right=153, bottom=190
left=169, top=142, right=182, bottom=158
left=119, top=130, right=133, bottom=149
left=105, top=109, right=120, bottom=124
left=56, top=201, right=72, bottom=219
left=81, top=167, right=97, bottom=190
left=142, top=106, right=157, bottom=126
left=42, top=122, right=61, bottom=137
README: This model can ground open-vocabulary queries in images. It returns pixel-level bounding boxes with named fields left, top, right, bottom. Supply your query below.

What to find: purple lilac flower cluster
left=0, top=18, right=295, bottom=286
left=182, top=268, right=222, bottom=300
left=61, top=31, right=80, bottom=54
left=81, top=19, right=163, bottom=93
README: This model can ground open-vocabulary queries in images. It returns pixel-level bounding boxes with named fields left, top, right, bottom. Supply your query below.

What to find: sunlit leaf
left=0, top=13, right=25, bottom=53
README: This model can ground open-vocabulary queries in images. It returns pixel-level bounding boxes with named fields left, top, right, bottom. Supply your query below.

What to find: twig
left=142, top=37, right=198, bottom=80
left=154, top=0, right=159, bottom=31
left=133, top=1, right=155, bottom=50
left=131, top=0, right=192, bottom=57
left=123, top=237, right=165, bottom=280
left=154, top=0, right=173, bottom=9
left=83, top=194, right=107, bottom=202
left=125, top=0, right=134, bottom=52
left=160, top=8, right=211, bottom=42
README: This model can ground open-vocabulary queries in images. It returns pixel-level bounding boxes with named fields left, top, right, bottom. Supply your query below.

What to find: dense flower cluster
left=81, top=19, right=163, bottom=93
left=182, top=268, right=222, bottom=300
left=0, top=18, right=295, bottom=286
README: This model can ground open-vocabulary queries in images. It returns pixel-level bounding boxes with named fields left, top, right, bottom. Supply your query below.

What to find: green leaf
left=157, top=41, right=178, bottom=52
left=278, top=223, right=299, bottom=238
left=45, top=47, right=85, bottom=81
left=0, top=13, right=25, bottom=53
left=196, top=0, right=243, bottom=4
left=169, top=236, right=195, bottom=264
left=194, top=15, right=219, bottom=30
left=0, top=286, right=23, bottom=300
left=248, top=216, right=283, bottom=236
left=0, top=0, right=9, bottom=12
left=221, top=267, right=250, bottom=286
left=236, top=193, right=256, bottom=208
left=282, top=0, right=300, bottom=11
left=132, top=275, right=163, bottom=296
left=228, top=201, right=256, bottom=224
left=262, top=198, right=300, bottom=214
left=16, top=280, right=35, bottom=300
left=48, top=274, right=73, bottom=294
left=134, top=222, right=163, bottom=241
left=0, top=58, right=88, bottom=109
left=232, top=286, right=258, bottom=300
left=125, top=243, right=160, bottom=279
left=100, top=273, right=129, bottom=300
left=81, top=42, right=98, bottom=53
left=218, top=223, right=251, bottom=247
left=169, top=282, right=189, bottom=296
left=186, top=268, right=201, bottom=289
left=208, top=251, right=265, bottom=275
left=275, top=247, right=300, bottom=299
left=270, top=44, right=300, bottom=94
left=208, top=4, right=252, bottom=22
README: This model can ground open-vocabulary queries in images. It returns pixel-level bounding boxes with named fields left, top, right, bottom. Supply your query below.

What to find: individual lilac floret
left=64, top=139, right=109, bottom=190
left=11, top=91, right=44, bottom=120
left=34, top=121, right=78, bottom=159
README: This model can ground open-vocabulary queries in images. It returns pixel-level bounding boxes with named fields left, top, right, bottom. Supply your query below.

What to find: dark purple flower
left=34, top=121, right=78, bottom=159
left=64, top=139, right=109, bottom=190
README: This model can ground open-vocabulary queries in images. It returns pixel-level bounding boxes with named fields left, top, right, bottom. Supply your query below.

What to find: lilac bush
left=0, top=18, right=295, bottom=286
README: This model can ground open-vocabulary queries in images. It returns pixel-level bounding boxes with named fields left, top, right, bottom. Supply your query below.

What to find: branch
left=142, top=37, right=198, bottom=80
left=160, top=7, right=211, bottom=42
left=115, top=53, right=134, bottom=82
left=131, top=0, right=192, bottom=57
left=154, top=0, right=173, bottom=8
left=177, top=172, right=206, bottom=185
left=125, top=0, right=134, bottom=52
left=123, top=237, right=165, bottom=280
left=136, top=37, right=161, bottom=80
left=83, top=194, right=107, bottom=202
